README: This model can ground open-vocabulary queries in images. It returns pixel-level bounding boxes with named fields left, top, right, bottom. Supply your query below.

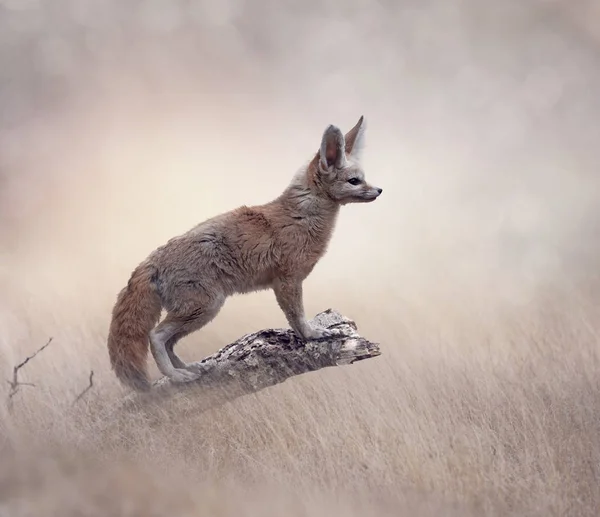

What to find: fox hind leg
left=149, top=319, right=195, bottom=383
left=165, top=332, right=187, bottom=370
left=149, top=297, right=225, bottom=383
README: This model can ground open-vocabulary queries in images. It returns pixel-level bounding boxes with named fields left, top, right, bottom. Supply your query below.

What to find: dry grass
left=1, top=286, right=600, bottom=516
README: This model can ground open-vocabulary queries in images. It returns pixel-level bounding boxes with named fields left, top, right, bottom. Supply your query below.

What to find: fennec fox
left=107, top=116, right=382, bottom=391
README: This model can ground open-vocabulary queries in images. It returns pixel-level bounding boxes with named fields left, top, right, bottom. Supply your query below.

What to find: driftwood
left=125, top=309, right=381, bottom=409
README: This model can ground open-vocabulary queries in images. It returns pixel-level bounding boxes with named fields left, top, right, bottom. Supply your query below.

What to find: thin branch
left=7, top=337, right=53, bottom=409
left=13, top=337, right=53, bottom=374
left=72, top=370, right=95, bottom=405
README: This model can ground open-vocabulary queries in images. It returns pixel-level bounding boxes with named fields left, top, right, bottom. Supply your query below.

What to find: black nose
left=377, top=188, right=383, bottom=194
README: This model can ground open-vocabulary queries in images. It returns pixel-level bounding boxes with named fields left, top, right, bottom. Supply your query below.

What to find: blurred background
left=1, top=1, right=600, bottom=516
left=2, top=0, right=600, bottom=314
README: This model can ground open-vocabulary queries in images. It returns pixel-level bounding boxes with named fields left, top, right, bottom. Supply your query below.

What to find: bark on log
left=127, top=309, right=381, bottom=407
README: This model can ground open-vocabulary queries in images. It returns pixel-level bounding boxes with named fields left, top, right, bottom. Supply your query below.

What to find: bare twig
left=6, top=337, right=53, bottom=409
left=72, top=370, right=95, bottom=405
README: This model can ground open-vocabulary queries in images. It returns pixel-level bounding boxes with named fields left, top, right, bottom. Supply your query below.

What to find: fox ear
left=319, top=125, right=347, bottom=170
left=344, top=115, right=365, bottom=159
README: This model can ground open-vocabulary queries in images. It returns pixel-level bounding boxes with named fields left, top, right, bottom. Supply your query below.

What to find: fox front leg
left=272, top=277, right=340, bottom=341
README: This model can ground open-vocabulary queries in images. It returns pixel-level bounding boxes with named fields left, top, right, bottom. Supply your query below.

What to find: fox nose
left=376, top=188, right=383, bottom=195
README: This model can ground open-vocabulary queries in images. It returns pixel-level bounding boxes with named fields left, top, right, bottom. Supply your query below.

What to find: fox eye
left=347, top=177, right=361, bottom=186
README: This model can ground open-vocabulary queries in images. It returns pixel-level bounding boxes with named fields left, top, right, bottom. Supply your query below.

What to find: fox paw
left=300, top=326, right=345, bottom=341
left=168, top=368, right=199, bottom=384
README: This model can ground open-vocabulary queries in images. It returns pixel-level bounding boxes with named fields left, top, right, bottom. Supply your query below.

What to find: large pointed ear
left=319, top=124, right=347, bottom=170
left=344, top=115, right=365, bottom=159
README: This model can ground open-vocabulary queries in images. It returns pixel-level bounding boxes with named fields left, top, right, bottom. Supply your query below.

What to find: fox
left=107, top=116, right=382, bottom=391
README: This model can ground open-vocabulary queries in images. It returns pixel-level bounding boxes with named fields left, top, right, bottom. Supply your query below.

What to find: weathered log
left=122, top=309, right=380, bottom=409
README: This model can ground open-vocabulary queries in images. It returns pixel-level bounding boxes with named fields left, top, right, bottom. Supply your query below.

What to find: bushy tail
left=107, top=262, right=162, bottom=391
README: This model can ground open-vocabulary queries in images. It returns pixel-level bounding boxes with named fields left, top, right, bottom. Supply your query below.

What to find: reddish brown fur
left=107, top=262, right=162, bottom=391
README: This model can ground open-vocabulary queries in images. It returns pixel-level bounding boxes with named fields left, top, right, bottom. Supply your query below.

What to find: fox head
left=313, top=116, right=382, bottom=205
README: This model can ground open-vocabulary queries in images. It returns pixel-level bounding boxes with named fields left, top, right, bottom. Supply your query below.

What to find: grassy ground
left=1, top=284, right=600, bottom=516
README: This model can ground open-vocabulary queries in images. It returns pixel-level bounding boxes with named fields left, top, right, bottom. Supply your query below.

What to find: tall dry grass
left=2, top=288, right=600, bottom=516
left=2, top=0, right=600, bottom=515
